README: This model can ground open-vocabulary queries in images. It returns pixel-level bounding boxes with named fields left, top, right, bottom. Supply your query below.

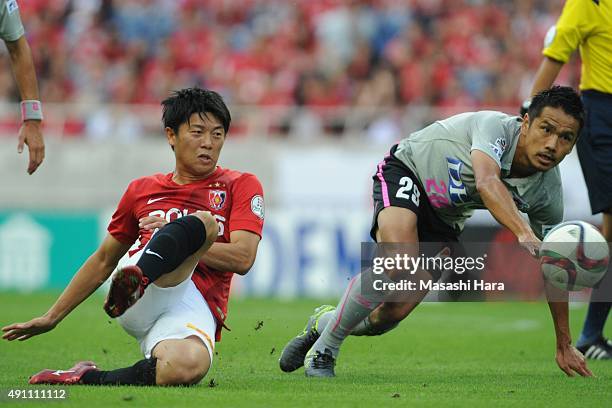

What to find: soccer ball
left=540, top=221, right=609, bottom=291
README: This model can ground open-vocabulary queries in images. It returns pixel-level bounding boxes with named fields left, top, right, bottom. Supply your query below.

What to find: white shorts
left=115, top=250, right=216, bottom=362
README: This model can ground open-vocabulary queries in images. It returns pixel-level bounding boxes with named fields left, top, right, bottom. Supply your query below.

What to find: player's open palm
left=2, top=316, right=57, bottom=341
left=556, top=344, right=593, bottom=377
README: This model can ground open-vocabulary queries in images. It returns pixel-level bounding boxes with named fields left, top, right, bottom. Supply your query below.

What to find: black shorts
left=577, top=90, right=612, bottom=214
left=370, top=145, right=460, bottom=244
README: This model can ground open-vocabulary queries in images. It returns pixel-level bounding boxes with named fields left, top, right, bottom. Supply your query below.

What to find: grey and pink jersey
left=393, top=111, right=563, bottom=238
left=0, top=0, right=24, bottom=41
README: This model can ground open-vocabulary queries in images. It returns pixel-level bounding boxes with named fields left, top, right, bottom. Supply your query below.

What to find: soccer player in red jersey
left=2, top=88, right=265, bottom=386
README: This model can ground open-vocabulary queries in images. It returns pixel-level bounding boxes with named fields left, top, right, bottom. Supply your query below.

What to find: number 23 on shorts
left=396, top=177, right=420, bottom=206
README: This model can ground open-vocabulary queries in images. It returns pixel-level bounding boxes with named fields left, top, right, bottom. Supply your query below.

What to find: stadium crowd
left=0, top=0, right=579, bottom=138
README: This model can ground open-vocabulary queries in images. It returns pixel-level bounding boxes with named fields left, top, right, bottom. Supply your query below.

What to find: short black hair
left=528, top=85, right=584, bottom=132
left=161, top=87, right=231, bottom=135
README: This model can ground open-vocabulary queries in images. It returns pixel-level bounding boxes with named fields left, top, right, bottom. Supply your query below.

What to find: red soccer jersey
left=107, top=167, right=264, bottom=340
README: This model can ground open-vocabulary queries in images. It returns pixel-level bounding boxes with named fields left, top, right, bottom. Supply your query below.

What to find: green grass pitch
left=0, top=293, right=610, bottom=407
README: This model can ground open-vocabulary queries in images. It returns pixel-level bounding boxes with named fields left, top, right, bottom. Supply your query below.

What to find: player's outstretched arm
left=5, top=36, right=45, bottom=175
left=545, top=283, right=593, bottom=377
left=471, top=150, right=541, bottom=256
left=1, top=234, right=131, bottom=341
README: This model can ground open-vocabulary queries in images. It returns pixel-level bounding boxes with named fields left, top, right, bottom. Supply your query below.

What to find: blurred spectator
left=0, top=0, right=580, bottom=139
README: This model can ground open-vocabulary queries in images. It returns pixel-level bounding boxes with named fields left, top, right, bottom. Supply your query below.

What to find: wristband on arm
left=20, top=100, right=43, bottom=121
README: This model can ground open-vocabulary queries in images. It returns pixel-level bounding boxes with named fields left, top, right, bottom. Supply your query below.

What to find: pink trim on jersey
left=376, top=158, right=390, bottom=207
left=332, top=275, right=359, bottom=332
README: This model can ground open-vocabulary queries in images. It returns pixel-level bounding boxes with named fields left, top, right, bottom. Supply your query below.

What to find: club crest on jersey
left=209, top=190, right=226, bottom=210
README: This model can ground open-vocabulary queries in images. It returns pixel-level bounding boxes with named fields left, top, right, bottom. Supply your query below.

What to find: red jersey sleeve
left=229, top=173, right=264, bottom=237
left=107, top=181, right=139, bottom=244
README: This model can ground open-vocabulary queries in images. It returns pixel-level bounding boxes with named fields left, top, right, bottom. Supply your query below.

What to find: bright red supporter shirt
left=107, top=167, right=264, bottom=340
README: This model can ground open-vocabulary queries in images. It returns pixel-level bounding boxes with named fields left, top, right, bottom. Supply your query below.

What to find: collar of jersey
left=167, top=166, right=221, bottom=186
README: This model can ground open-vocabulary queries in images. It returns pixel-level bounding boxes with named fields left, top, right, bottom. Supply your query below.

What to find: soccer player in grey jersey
left=1, top=0, right=44, bottom=174
left=393, top=110, right=563, bottom=237
left=279, top=86, right=593, bottom=378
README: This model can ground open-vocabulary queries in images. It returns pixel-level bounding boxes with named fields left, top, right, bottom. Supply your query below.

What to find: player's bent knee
left=154, top=338, right=211, bottom=386
left=157, top=365, right=208, bottom=386
left=161, top=363, right=209, bottom=386
left=156, top=360, right=210, bottom=386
